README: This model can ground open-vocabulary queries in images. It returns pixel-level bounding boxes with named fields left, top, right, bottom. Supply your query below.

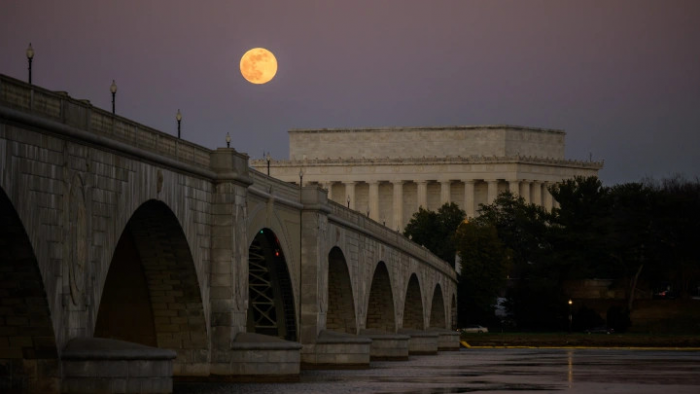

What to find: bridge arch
left=326, top=247, right=357, bottom=334
left=365, top=261, right=396, bottom=332
left=429, top=284, right=446, bottom=328
left=247, top=228, right=297, bottom=341
left=0, top=187, right=59, bottom=392
left=94, top=199, right=208, bottom=375
left=402, top=274, right=424, bottom=330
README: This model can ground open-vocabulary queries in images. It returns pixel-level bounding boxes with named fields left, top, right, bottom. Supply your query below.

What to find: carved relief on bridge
left=317, top=214, right=329, bottom=319
left=67, top=174, right=88, bottom=307
left=61, top=158, right=93, bottom=340
left=233, top=192, right=248, bottom=314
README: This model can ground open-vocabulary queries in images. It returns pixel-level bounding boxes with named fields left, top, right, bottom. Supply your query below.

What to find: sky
left=1, top=0, right=699, bottom=185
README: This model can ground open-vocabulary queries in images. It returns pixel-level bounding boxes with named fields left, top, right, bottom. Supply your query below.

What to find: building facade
left=252, top=126, right=603, bottom=231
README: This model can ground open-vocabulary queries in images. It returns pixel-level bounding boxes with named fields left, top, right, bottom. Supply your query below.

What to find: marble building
left=252, top=125, right=603, bottom=231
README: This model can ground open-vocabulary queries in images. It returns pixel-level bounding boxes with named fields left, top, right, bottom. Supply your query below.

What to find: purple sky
left=2, top=0, right=699, bottom=185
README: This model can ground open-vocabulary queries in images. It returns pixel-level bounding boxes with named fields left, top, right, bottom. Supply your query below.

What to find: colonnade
left=317, top=179, right=557, bottom=230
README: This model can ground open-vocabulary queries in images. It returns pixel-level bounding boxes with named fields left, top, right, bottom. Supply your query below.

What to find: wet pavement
left=174, top=348, right=700, bottom=393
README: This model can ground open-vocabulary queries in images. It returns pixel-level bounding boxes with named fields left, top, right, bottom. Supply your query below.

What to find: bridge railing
left=0, top=74, right=211, bottom=169
left=248, top=169, right=301, bottom=202
left=326, top=200, right=456, bottom=278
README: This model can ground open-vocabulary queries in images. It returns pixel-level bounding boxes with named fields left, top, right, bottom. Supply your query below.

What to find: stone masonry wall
left=289, top=126, right=565, bottom=161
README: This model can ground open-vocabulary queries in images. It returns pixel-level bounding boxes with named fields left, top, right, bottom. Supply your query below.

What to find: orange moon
left=240, top=48, right=278, bottom=84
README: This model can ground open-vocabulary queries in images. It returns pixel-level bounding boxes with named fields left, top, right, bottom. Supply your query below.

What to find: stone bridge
left=0, top=75, right=458, bottom=393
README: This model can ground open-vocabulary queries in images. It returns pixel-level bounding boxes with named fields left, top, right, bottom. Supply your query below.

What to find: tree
left=549, top=176, right=612, bottom=279
left=455, top=221, right=511, bottom=326
left=403, top=203, right=466, bottom=267
left=647, top=176, right=700, bottom=299
left=605, top=182, right=659, bottom=311
left=477, top=192, right=552, bottom=274
left=472, top=192, right=567, bottom=330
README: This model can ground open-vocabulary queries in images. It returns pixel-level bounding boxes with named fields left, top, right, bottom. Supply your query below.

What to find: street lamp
left=346, top=195, right=350, bottom=208
left=110, top=80, right=117, bottom=114
left=299, top=169, right=304, bottom=188
left=176, top=109, right=182, bottom=139
left=225, top=132, right=231, bottom=148
left=266, top=152, right=271, bottom=176
left=568, top=299, right=573, bottom=333
left=26, top=43, right=34, bottom=85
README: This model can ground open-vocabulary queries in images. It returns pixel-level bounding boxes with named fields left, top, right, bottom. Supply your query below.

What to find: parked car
left=585, top=326, right=614, bottom=334
left=459, top=325, right=489, bottom=333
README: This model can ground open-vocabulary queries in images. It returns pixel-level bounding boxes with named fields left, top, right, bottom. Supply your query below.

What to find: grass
left=461, top=332, right=700, bottom=348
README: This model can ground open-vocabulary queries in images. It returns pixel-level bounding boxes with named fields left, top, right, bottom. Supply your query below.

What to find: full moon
left=240, top=48, right=278, bottom=84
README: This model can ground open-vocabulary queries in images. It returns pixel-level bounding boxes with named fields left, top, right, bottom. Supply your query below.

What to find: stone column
left=531, top=181, right=542, bottom=207
left=463, top=180, right=475, bottom=218
left=369, top=181, right=380, bottom=222
left=299, top=186, right=331, bottom=356
left=486, top=179, right=499, bottom=204
left=521, top=181, right=531, bottom=204
left=209, top=148, right=253, bottom=375
left=416, top=181, right=428, bottom=210
left=508, top=179, right=520, bottom=197
left=440, top=180, right=451, bottom=205
left=344, top=181, right=356, bottom=210
left=543, top=182, right=554, bottom=211
left=325, top=182, right=333, bottom=201
left=393, top=181, right=404, bottom=231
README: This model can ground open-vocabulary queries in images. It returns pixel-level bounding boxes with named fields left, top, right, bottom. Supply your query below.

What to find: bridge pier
left=301, top=330, right=371, bottom=368
left=359, top=329, right=410, bottom=361
left=429, top=328, right=460, bottom=351
left=61, top=338, right=176, bottom=394
left=207, top=333, right=302, bottom=381
left=398, top=329, right=439, bottom=355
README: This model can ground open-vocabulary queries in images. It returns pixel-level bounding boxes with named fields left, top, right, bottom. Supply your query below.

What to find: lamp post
left=110, top=80, right=117, bottom=114
left=266, top=152, right=271, bottom=176
left=176, top=109, right=182, bottom=139
left=26, top=43, right=34, bottom=85
left=347, top=195, right=350, bottom=208
left=568, top=299, right=573, bottom=333
left=225, top=132, right=231, bottom=148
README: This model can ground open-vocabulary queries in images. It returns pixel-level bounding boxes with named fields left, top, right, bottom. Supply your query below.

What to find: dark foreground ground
left=174, top=348, right=700, bottom=393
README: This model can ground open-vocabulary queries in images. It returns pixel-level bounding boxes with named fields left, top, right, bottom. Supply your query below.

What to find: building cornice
left=289, top=125, right=566, bottom=136
left=252, top=155, right=604, bottom=170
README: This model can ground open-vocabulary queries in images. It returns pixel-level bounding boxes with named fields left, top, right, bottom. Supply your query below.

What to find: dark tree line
left=404, top=176, right=700, bottom=331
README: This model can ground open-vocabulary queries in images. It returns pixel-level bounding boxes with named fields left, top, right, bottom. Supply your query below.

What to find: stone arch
left=246, top=204, right=295, bottom=265
left=326, top=247, right=357, bottom=334
left=247, top=228, right=297, bottom=341
left=94, top=200, right=208, bottom=376
left=429, top=284, right=446, bottom=328
left=365, top=261, right=396, bottom=332
left=403, top=274, right=424, bottom=330
left=0, top=187, right=59, bottom=392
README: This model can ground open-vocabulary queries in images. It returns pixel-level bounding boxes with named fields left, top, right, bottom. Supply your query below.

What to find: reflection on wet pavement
left=174, top=349, right=700, bottom=393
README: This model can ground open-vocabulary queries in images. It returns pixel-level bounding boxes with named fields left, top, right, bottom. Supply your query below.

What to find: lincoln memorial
left=252, top=125, right=603, bottom=231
